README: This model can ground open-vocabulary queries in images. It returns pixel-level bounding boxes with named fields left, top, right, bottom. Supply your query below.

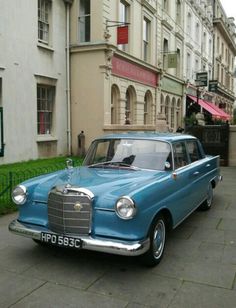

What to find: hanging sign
left=167, top=53, right=177, bottom=68
left=117, top=26, right=129, bottom=44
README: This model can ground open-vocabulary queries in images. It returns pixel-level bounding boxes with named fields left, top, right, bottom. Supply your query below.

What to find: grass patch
left=0, top=156, right=83, bottom=216
left=0, top=156, right=83, bottom=173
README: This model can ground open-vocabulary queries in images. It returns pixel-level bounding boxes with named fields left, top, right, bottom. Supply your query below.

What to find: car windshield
left=83, top=138, right=172, bottom=171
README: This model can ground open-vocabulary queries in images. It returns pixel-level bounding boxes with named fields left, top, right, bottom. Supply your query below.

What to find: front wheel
left=199, top=183, right=213, bottom=211
left=142, top=215, right=166, bottom=267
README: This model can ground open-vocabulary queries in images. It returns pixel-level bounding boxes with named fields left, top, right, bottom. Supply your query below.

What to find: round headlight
left=115, top=196, right=136, bottom=220
left=12, top=185, right=27, bottom=205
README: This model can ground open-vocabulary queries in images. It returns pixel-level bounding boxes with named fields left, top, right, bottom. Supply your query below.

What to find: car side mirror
left=165, top=161, right=171, bottom=170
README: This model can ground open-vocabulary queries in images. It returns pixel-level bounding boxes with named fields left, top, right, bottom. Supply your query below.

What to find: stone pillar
left=155, top=113, right=169, bottom=132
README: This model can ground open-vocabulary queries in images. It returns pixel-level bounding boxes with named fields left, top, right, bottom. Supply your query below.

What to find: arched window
left=111, top=84, right=120, bottom=124
left=176, top=98, right=181, bottom=128
left=171, top=98, right=176, bottom=130
left=125, top=86, right=136, bottom=124
left=144, top=91, right=153, bottom=124
left=165, top=96, right=170, bottom=126
left=160, top=94, right=165, bottom=115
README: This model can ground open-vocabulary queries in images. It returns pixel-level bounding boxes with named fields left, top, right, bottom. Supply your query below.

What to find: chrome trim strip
left=94, top=207, right=115, bottom=212
left=32, top=200, right=47, bottom=204
left=9, top=220, right=150, bottom=257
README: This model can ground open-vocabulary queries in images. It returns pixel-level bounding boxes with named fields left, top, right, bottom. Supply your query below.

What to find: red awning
left=206, top=102, right=231, bottom=120
left=188, top=95, right=231, bottom=120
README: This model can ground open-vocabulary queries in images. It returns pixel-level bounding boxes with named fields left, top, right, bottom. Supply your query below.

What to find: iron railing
left=0, top=163, right=80, bottom=207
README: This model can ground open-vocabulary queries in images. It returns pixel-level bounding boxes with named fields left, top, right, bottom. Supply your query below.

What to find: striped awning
left=188, top=95, right=231, bottom=120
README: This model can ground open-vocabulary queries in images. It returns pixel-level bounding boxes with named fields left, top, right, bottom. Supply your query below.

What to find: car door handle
left=193, top=171, right=200, bottom=176
left=206, top=164, right=211, bottom=168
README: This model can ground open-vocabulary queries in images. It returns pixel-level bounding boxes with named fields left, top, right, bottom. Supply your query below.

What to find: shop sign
left=196, top=72, right=208, bottom=86
left=112, top=55, right=158, bottom=87
left=209, top=80, right=218, bottom=92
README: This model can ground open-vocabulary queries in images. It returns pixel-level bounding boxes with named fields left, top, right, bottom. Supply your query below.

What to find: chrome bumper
left=9, top=219, right=150, bottom=257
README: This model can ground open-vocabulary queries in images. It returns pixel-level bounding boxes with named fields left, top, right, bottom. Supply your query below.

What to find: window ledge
left=103, top=125, right=155, bottom=131
left=36, top=135, right=58, bottom=143
left=37, top=42, right=54, bottom=53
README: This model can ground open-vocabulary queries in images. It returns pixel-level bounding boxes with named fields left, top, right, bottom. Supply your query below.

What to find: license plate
left=41, top=232, right=82, bottom=249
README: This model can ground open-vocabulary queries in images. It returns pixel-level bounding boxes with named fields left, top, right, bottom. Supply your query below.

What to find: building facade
left=185, top=0, right=236, bottom=124
left=157, top=0, right=186, bottom=132
left=1, top=0, right=235, bottom=163
left=0, top=0, right=69, bottom=164
left=184, top=0, right=214, bottom=121
left=211, top=0, right=236, bottom=115
left=70, top=0, right=162, bottom=154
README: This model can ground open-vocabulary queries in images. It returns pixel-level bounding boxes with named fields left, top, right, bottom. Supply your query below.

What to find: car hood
left=26, top=166, right=167, bottom=206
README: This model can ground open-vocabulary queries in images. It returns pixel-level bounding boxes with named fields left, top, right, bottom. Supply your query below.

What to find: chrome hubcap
left=153, top=220, right=165, bottom=259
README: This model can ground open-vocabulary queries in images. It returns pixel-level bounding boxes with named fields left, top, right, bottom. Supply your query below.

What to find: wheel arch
left=149, top=208, right=173, bottom=233
left=211, top=179, right=216, bottom=189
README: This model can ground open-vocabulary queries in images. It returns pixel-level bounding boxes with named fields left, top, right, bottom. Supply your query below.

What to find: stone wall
left=229, top=126, right=236, bottom=166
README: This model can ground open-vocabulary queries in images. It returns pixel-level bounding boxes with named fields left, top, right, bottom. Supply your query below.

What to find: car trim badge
left=74, top=202, right=83, bottom=212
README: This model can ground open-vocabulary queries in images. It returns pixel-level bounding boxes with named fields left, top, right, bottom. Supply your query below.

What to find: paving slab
left=0, top=167, right=236, bottom=308
left=22, top=247, right=110, bottom=290
left=88, top=267, right=183, bottom=307
left=151, top=255, right=236, bottom=289
left=11, top=282, right=127, bottom=308
left=169, top=281, right=236, bottom=308
left=0, top=269, right=45, bottom=308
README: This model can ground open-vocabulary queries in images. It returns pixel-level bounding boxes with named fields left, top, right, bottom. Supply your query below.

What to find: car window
left=173, top=142, right=188, bottom=169
left=186, top=140, right=202, bottom=163
left=84, top=139, right=172, bottom=170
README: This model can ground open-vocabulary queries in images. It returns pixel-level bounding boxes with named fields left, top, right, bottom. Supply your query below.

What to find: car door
left=167, top=141, right=196, bottom=224
left=185, top=139, right=209, bottom=206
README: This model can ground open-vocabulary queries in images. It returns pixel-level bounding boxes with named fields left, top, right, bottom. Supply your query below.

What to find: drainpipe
left=63, top=0, right=73, bottom=156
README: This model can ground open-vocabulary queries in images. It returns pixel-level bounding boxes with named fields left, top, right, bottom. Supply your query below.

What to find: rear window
left=186, top=140, right=203, bottom=163
left=173, top=142, right=188, bottom=169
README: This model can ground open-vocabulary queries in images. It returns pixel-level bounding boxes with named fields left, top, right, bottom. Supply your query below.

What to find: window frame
left=111, top=84, right=120, bottom=125
left=144, top=91, right=153, bottom=125
left=0, top=107, right=4, bottom=157
left=163, top=38, right=169, bottom=70
left=78, top=0, right=91, bottom=43
left=187, top=12, right=192, bottom=36
left=143, top=17, right=150, bottom=62
left=173, top=142, right=189, bottom=169
left=37, top=84, right=55, bottom=135
left=38, top=0, right=51, bottom=45
left=176, top=0, right=181, bottom=25
left=186, top=140, right=202, bottom=163
left=118, top=0, right=130, bottom=51
left=163, top=0, right=169, bottom=12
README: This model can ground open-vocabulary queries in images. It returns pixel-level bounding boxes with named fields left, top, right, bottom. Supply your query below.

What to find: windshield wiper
left=88, top=161, right=139, bottom=170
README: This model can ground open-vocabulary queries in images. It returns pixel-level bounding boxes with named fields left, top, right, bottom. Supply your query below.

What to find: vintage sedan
left=9, top=133, right=222, bottom=266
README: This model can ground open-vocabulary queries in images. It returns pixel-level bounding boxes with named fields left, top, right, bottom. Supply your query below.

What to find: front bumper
left=9, top=219, right=150, bottom=257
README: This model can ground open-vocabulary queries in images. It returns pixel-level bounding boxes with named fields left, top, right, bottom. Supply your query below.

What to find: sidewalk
left=0, top=167, right=236, bottom=308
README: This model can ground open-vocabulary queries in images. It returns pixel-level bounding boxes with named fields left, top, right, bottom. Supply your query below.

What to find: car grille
left=47, top=189, right=92, bottom=235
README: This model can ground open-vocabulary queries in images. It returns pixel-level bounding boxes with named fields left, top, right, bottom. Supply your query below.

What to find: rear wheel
left=142, top=215, right=166, bottom=267
left=199, top=183, right=213, bottom=211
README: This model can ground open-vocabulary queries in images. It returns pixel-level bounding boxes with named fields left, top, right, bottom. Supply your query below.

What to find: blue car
left=9, top=133, right=222, bottom=266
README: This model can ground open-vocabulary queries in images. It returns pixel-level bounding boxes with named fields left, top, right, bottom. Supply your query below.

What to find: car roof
left=94, top=132, right=197, bottom=142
